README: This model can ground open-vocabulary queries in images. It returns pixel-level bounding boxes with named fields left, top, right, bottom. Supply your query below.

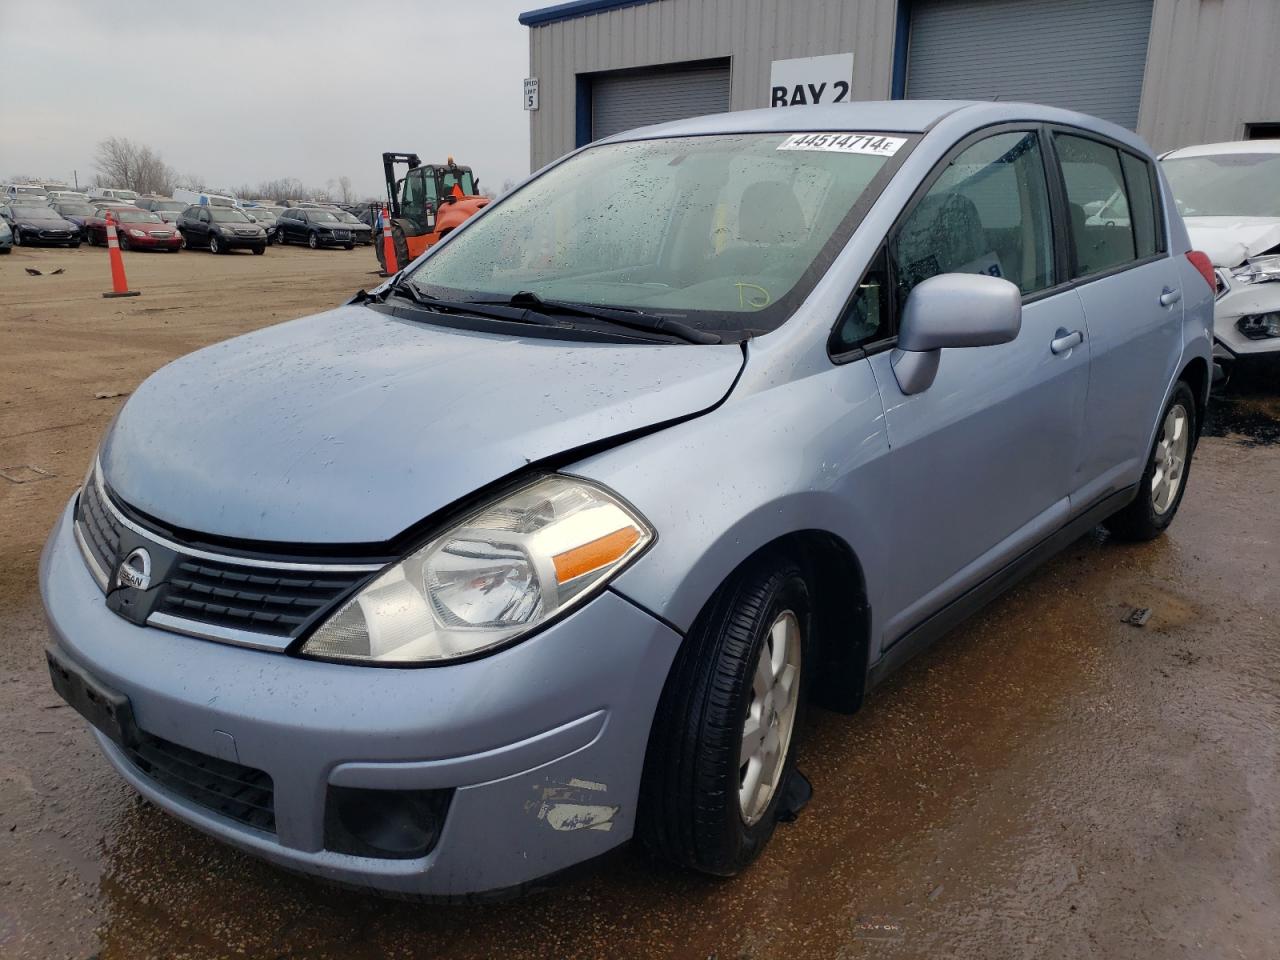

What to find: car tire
left=308, top=232, right=319, bottom=250
left=0, top=246, right=9, bottom=254
left=344, top=243, right=354, bottom=250
left=70, top=241, right=80, bottom=249
left=1105, top=380, right=1197, bottom=542
left=118, top=233, right=129, bottom=251
left=209, top=234, right=222, bottom=255
left=12, top=230, right=20, bottom=247
left=638, top=554, right=811, bottom=877
left=252, top=245, right=265, bottom=255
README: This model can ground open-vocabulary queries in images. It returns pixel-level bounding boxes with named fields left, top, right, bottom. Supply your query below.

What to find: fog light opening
left=324, top=786, right=452, bottom=860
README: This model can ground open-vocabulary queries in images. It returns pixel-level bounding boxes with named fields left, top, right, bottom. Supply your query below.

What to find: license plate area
left=46, top=648, right=138, bottom=749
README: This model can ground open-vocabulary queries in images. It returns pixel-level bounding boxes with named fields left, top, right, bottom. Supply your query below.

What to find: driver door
left=862, top=128, right=1091, bottom=650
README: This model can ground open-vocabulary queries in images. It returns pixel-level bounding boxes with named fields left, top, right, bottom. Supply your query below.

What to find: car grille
left=39, top=229, right=72, bottom=239
left=124, top=730, right=276, bottom=832
left=75, top=469, right=375, bottom=642
left=148, top=230, right=173, bottom=238
left=156, top=556, right=363, bottom=635
left=332, top=230, right=350, bottom=240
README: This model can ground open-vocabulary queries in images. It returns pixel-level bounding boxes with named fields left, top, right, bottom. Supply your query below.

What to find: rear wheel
left=1106, top=380, right=1197, bottom=541
left=639, top=555, right=810, bottom=876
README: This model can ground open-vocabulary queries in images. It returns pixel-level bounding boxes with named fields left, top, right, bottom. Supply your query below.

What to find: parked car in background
left=3, top=203, right=80, bottom=247
left=1161, top=139, right=1280, bottom=371
left=177, top=204, right=266, bottom=254
left=46, top=190, right=88, bottom=204
left=275, top=207, right=355, bottom=249
left=52, top=198, right=99, bottom=239
left=0, top=218, right=11, bottom=254
left=85, top=207, right=181, bottom=251
left=87, top=187, right=139, bottom=205
left=173, top=188, right=237, bottom=208
left=135, top=197, right=189, bottom=232
left=41, top=101, right=1214, bottom=899
left=331, top=208, right=373, bottom=245
left=242, top=207, right=279, bottom=243
left=4, top=183, right=49, bottom=204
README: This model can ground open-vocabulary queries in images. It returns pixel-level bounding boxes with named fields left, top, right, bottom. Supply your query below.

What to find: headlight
left=1231, top=255, right=1280, bottom=284
left=300, top=476, right=652, bottom=665
left=128, top=228, right=146, bottom=238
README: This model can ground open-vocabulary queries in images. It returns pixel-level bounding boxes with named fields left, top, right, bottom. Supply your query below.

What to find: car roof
left=600, top=99, right=1152, bottom=154
left=1162, top=139, right=1280, bottom=159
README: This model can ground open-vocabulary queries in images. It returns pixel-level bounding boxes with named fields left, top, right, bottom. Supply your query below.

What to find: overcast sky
left=0, top=0, right=534, bottom=198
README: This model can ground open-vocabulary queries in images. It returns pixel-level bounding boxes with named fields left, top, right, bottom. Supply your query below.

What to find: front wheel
left=209, top=233, right=222, bottom=254
left=308, top=231, right=319, bottom=249
left=118, top=233, right=129, bottom=251
left=1106, top=380, right=1197, bottom=541
left=252, top=245, right=265, bottom=255
left=343, top=243, right=354, bottom=250
left=638, top=556, right=810, bottom=876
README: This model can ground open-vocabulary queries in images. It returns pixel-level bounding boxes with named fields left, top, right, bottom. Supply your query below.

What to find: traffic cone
left=379, top=206, right=399, bottom=276
left=102, top=212, right=140, bottom=299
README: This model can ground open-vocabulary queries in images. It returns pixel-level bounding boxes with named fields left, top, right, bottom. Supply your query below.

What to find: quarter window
left=832, top=248, right=890, bottom=353
left=1055, top=134, right=1139, bottom=277
left=890, top=131, right=1054, bottom=301
left=1121, top=152, right=1160, bottom=259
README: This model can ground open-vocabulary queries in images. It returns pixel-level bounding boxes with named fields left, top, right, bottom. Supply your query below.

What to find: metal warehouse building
left=521, top=0, right=1280, bottom=170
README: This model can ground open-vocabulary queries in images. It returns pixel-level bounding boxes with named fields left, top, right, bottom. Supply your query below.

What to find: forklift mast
left=382, top=152, right=421, bottom=218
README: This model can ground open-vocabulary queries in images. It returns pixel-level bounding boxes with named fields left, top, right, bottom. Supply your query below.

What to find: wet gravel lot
left=2, top=247, right=1278, bottom=959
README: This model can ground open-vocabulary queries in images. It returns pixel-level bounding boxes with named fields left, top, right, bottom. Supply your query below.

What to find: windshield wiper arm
left=482, top=291, right=722, bottom=345
left=386, top=282, right=565, bottom=329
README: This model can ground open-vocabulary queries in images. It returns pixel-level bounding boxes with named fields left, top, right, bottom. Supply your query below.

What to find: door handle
left=1050, top=329, right=1084, bottom=355
left=1159, top=287, right=1182, bottom=307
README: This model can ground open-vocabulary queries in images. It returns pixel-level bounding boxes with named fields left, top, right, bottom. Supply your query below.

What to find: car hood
left=1183, top=216, right=1280, bottom=268
left=17, top=214, right=72, bottom=227
left=101, top=305, right=744, bottom=545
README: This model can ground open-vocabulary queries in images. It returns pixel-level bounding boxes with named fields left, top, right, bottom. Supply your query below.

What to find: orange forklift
left=376, top=152, right=489, bottom=271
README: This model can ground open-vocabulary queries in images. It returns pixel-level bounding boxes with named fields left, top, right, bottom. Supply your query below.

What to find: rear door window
left=1055, top=134, right=1139, bottom=277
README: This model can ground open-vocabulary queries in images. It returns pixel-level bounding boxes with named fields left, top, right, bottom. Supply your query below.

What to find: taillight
left=1186, top=251, right=1216, bottom=291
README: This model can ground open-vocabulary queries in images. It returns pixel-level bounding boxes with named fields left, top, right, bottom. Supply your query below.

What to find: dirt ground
left=1, top=245, right=1278, bottom=960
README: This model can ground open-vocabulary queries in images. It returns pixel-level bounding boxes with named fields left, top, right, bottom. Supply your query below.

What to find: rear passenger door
left=1051, top=131, right=1181, bottom=502
left=863, top=127, right=1091, bottom=647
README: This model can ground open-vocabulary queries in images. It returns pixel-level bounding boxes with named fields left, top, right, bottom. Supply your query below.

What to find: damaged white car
left=1162, top=140, right=1280, bottom=369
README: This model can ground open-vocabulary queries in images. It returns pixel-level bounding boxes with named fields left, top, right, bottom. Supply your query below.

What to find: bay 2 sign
left=770, top=53, right=854, bottom=108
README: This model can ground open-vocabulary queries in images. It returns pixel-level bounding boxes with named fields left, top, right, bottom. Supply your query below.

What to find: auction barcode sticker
left=777, top=133, right=907, bottom=156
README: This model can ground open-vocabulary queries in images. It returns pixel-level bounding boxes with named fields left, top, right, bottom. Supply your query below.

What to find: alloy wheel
left=739, top=610, right=802, bottom=825
left=1152, top=403, right=1189, bottom=514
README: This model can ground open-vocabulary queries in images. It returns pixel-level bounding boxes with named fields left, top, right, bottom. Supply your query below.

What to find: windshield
left=335, top=211, right=359, bottom=222
left=406, top=133, right=907, bottom=335
left=13, top=205, right=55, bottom=217
left=13, top=187, right=46, bottom=197
left=1162, top=153, right=1280, bottom=218
left=209, top=207, right=251, bottom=222
left=56, top=202, right=95, bottom=216
left=307, top=210, right=338, bottom=222
left=114, top=190, right=138, bottom=201
left=151, top=200, right=185, bottom=211
left=249, top=209, right=276, bottom=221
left=116, top=209, right=163, bottom=223
left=440, top=169, right=475, bottom=196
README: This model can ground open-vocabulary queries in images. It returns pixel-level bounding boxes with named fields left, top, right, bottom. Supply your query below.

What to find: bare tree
left=93, top=137, right=174, bottom=194
left=337, top=175, right=354, bottom=204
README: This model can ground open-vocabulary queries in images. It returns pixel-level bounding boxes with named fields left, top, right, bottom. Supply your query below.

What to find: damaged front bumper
left=1212, top=269, right=1280, bottom=360
left=40, top=497, right=680, bottom=897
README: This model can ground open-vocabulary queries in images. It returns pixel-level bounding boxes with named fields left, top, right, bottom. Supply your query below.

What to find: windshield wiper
left=475, top=291, right=722, bottom=345
left=385, top=281, right=566, bottom=330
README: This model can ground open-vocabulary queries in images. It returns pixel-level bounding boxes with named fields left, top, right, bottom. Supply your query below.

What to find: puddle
left=1204, top=369, right=1280, bottom=447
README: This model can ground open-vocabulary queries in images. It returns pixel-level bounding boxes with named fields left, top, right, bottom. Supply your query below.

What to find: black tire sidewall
left=1109, top=380, right=1198, bottom=540
left=640, top=556, right=813, bottom=876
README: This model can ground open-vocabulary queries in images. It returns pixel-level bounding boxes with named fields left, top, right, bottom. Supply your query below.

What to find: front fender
left=568, top=357, right=895, bottom=654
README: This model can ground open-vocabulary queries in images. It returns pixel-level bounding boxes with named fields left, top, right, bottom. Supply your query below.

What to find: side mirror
left=891, top=273, right=1022, bottom=395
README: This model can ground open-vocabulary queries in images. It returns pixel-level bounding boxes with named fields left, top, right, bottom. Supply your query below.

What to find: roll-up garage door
left=590, top=60, right=730, bottom=141
left=907, top=0, right=1154, bottom=130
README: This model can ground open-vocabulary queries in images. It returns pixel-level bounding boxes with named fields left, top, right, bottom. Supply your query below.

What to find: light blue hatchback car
left=42, top=100, right=1214, bottom=898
